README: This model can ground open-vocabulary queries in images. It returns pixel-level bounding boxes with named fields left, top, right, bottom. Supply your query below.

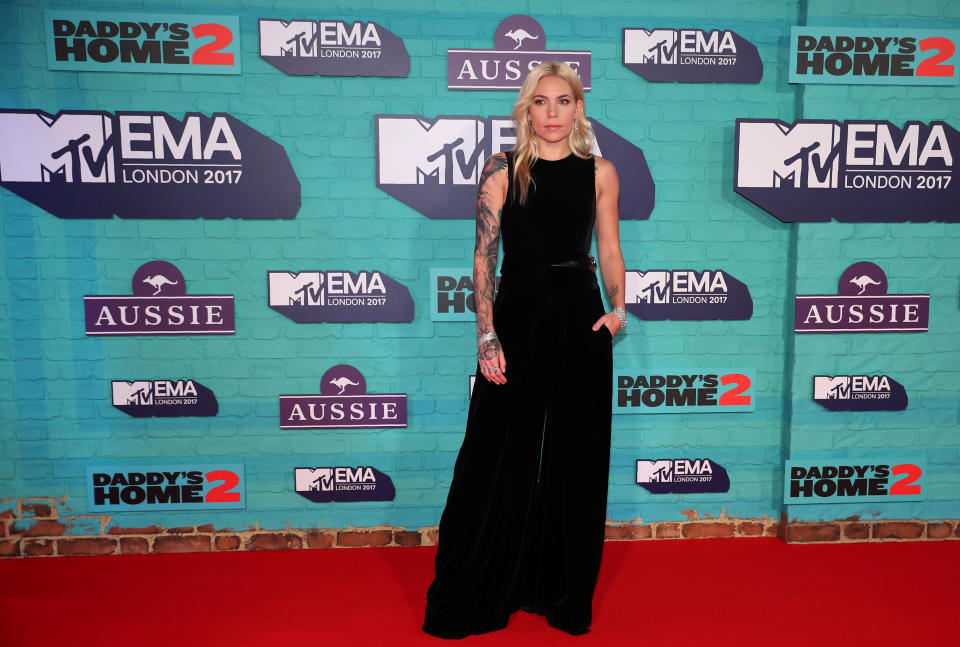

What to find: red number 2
left=192, top=24, right=235, bottom=66
left=718, top=373, right=752, bottom=406
left=889, top=464, right=922, bottom=496
left=916, top=37, right=955, bottom=77
left=205, top=470, right=241, bottom=502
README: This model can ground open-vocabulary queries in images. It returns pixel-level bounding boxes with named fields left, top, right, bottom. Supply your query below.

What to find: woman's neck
left=537, top=139, right=572, bottom=161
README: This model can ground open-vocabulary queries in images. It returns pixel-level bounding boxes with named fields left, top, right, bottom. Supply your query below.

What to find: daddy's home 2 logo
left=295, top=466, right=396, bottom=503
left=813, top=374, right=908, bottom=411
left=625, top=269, right=752, bottom=320
left=268, top=270, right=413, bottom=323
left=430, top=268, right=502, bottom=322
left=376, top=114, right=654, bottom=220
left=0, top=109, right=299, bottom=220
left=45, top=10, right=240, bottom=74
left=87, top=464, right=244, bottom=511
left=615, top=369, right=755, bottom=414
left=448, top=15, right=590, bottom=91
left=259, top=18, right=409, bottom=77
left=636, top=459, right=730, bottom=494
left=623, top=27, right=762, bottom=83
left=735, top=118, right=958, bottom=223
left=795, top=261, right=929, bottom=333
left=112, top=379, right=218, bottom=417
left=280, top=365, right=407, bottom=430
left=790, top=27, right=960, bottom=86
left=784, top=459, right=926, bottom=504
left=85, top=260, right=235, bottom=336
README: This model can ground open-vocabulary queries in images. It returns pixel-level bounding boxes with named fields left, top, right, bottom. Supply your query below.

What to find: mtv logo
left=626, top=271, right=670, bottom=304
left=636, top=460, right=674, bottom=483
left=624, top=29, right=678, bottom=65
left=112, top=381, right=153, bottom=406
left=259, top=19, right=318, bottom=57
left=0, top=111, right=114, bottom=183
left=737, top=121, right=841, bottom=189
left=377, top=116, right=486, bottom=186
left=268, top=271, right=324, bottom=306
left=295, top=468, right=334, bottom=492
left=814, top=376, right=851, bottom=400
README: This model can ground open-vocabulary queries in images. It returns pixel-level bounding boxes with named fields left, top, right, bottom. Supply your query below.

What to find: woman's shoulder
left=590, top=155, right=619, bottom=181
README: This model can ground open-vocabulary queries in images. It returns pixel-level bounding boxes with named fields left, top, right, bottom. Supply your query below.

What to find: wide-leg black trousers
left=423, top=266, right=613, bottom=638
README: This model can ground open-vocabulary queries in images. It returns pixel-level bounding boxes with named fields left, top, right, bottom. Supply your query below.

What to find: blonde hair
left=509, top=61, right=593, bottom=204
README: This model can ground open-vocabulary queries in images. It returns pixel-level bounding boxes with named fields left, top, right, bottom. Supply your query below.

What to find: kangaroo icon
left=142, top=274, right=179, bottom=295
left=504, top=29, right=539, bottom=50
left=329, top=376, right=361, bottom=395
left=849, top=275, right=881, bottom=295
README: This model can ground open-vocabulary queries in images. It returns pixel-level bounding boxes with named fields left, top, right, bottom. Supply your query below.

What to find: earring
left=527, top=119, right=532, bottom=127
left=574, top=118, right=579, bottom=134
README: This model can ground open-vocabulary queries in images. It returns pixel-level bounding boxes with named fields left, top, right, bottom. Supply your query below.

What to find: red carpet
left=1, top=538, right=957, bottom=645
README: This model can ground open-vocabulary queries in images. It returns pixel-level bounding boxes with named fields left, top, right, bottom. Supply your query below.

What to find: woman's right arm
left=474, top=153, right=509, bottom=385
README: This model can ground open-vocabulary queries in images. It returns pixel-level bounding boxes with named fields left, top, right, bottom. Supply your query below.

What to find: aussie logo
left=636, top=459, right=731, bottom=494
left=625, top=269, right=752, bottom=320
left=45, top=10, right=241, bottom=74
left=790, top=27, right=960, bottom=85
left=268, top=270, right=414, bottom=323
left=448, top=15, right=590, bottom=90
left=735, top=118, right=958, bottom=222
left=376, top=115, right=654, bottom=220
left=785, top=459, right=926, bottom=504
left=0, top=109, right=300, bottom=220
left=84, top=260, right=235, bottom=336
left=615, top=369, right=755, bottom=414
left=294, top=466, right=396, bottom=502
left=259, top=18, right=409, bottom=77
left=87, top=464, right=244, bottom=510
left=430, top=268, right=502, bottom=322
left=623, top=28, right=762, bottom=83
left=280, top=365, right=407, bottom=429
left=111, top=379, right=218, bottom=417
left=795, top=261, right=929, bottom=333
left=813, top=375, right=908, bottom=411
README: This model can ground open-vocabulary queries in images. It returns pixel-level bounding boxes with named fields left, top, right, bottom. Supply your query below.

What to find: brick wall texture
left=1, top=0, right=958, bottom=556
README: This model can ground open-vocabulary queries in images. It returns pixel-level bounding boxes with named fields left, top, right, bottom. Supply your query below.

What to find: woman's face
left=526, top=75, right=583, bottom=146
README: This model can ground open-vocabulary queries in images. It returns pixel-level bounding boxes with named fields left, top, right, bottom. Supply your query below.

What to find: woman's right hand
left=479, top=339, right=507, bottom=385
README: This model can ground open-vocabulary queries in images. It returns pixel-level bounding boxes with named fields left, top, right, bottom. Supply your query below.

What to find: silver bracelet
left=613, top=306, right=627, bottom=329
left=478, top=331, right=498, bottom=345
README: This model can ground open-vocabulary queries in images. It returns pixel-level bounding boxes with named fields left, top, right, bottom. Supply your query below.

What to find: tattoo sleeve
left=474, top=155, right=507, bottom=361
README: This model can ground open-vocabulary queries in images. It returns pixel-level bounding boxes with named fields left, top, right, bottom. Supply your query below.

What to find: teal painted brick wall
left=0, top=0, right=957, bottom=535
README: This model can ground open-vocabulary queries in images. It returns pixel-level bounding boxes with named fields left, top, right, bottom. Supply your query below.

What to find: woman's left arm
left=592, top=156, right=626, bottom=336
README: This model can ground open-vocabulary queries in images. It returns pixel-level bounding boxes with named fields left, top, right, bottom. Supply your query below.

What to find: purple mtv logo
left=625, top=269, right=753, bottom=320
left=623, top=28, right=762, bottom=83
left=813, top=374, right=909, bottom=411
left=294, top=466, right=396, bottom=503
left=635, top=459, right=731, bottom=494
left=267, top=270, right=414, bottom=323
left=795, top=261, right=929, bottom=333
left=84, top=260, right=235, bottom=336
left=279, top=364, right=407, bottom=429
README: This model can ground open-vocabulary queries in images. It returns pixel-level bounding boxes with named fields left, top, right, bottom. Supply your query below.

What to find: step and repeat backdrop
left=0, top=0, right=958, bottom=541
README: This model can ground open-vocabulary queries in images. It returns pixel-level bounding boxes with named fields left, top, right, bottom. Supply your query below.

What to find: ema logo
left=790, top=27, right=960, bottom=86
left=376, top=115, right=654, bottom=220
left=813, top=375, right=908, bottom=411
left=268, top=270, right=413, bottom=323
left=84, top=260, right=235, bottom=336
left=625, top=269, right=752, bottom=320
left=615, top=369, right=755, bottom=414
left=429, top=268, right=502, bottom=322
left=294, top=466, right=396, bottom=503
left=623, top=28, right=762, bottom=83
left=0, top=109, right=300, bottom=220
left=87, top=464, right=244, bottom=511
left=111, top=379, right=218, bottom=417
left=44, top=10, right=240, bottom=74
left=279, top=365, right=406, bottom=429
left=636, top=459, right=731, bottom=494
left=795, top=261, right=929, bottom=333
left=735, top=118, right=958, bottom=222
left=259, top=18, right=409, bottom=77
left=448, top=15, right=590, bottom=90
left=784, top=459, right=926, bottom=504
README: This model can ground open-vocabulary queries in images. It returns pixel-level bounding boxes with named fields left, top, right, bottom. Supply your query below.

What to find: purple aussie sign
left=279, top=365, right=407, bottom=429
left=625, top=269, right=752, bottom=320
left=813, top=374, right=908, bottom=411
left=735, top=118, right=959, bottom=222
left=795, top=261, right=929, bottom=333
left=85, top=260, right=234, bottom=336
left=0, top=110, right=299, bottom=220
left=448, top=15, right=590, bottom=91
left=294, top=466, right=396, bottom=503
left=376, top=115, right=654, bottom=220
left=112, top=379, right=218, bottom=417
left=623, top=28, right=762, bottom=83
left=267, top=270, right=413, bottom=323
left=636, top=459, right=731, bottom=494
left=259, top=18, right=409, bottom=77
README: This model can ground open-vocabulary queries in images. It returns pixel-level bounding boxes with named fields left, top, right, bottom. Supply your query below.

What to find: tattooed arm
left=593, top=156, right=626, bottom=334
left=474, top=154, right=509, bottom=383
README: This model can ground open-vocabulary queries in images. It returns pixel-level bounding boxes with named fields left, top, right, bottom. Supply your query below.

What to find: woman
left=423, top=61, right=626, bottom=639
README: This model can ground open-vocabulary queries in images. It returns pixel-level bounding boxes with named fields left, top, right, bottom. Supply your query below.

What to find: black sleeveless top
left=499, top=151, right=596, bottom=278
